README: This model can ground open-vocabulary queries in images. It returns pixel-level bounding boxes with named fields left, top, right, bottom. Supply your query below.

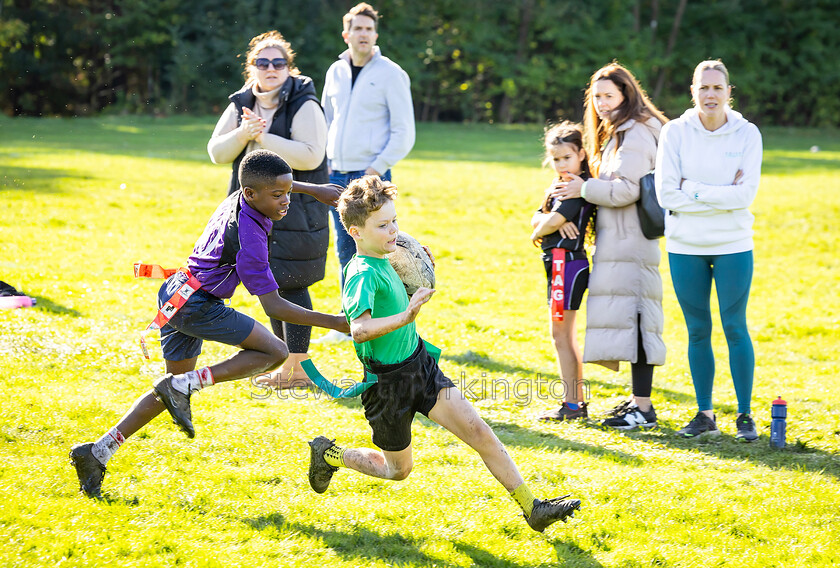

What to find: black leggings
left=631, top=316, right=654, bottom=398
left=270, top=287, right=312, bottom=353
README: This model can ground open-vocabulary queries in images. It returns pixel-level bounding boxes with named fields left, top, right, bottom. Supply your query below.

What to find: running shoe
left=677, top=412, right=720, bottom=438
left=308, top=436, right=339, bottom=493
left=69, top=442, right=106, bottom=499
left=602, top=399, right=633, bottom=417
left=537, top=402, right=588, bottom=422
left=153, top=374, right=194, bottom=438
left=525, top=495, right=581, bottom=532
left=735, top=414, right=759, bottom=442
left=602, top=404, right=657, bottom=430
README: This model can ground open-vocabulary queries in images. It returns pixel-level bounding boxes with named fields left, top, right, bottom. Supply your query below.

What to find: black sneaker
left=602, top=399, right=633, bottom=417
left=602, top=404, right=657, bottom=430
left=153, top=374, right=194, bottom=438
left=69, top=442, right=106, bottom=498
left=0, top=281, right=25, bottom=297
left=735, top=414, right=758, bottom=442
left=525, top=495, right=581, bottom=532
left=677, top=412, right=720, bottom=438
left=537, top=402, right=588, bottom=422
left=308, top=436, right=339, bottom=494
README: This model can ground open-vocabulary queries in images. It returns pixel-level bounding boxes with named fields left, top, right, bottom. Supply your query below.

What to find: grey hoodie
left=322, top=46, right=415, bottom=174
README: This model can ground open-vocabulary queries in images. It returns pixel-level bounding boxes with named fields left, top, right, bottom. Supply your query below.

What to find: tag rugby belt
left=133, top=262, right=202, bottom=360
left=550, top=247, right=566, bottom=322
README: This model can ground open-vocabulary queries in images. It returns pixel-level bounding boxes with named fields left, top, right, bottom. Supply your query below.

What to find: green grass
left=1, top=115, right=839, bottom=567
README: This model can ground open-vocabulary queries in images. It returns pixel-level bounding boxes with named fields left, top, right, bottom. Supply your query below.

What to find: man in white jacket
left=318, top=2, right=415, bottom=343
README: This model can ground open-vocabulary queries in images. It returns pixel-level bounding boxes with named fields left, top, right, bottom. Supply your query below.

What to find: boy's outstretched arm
left=292, top=180, right=343, bottom=207
left=259, top=291, right=350, bottom=333
left=350, top=288, right=435, bottom=344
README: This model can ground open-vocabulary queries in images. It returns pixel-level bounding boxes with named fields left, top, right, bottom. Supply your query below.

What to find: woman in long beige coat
left=541, top=63, right=668, bottom=429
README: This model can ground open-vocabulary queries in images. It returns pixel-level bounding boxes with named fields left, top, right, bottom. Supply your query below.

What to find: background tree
left=1, top=0, right=838, bottom=126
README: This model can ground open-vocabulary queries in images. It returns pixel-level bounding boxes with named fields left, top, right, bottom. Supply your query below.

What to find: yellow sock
left=324, top=444, right=346, bottom=468
left=511, top=483, right=536, bottom=517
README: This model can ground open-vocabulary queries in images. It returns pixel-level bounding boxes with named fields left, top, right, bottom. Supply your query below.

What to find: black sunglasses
left=254, top=58, right=288, bottom=71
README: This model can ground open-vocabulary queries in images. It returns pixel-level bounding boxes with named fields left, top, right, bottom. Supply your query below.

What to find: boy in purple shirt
left=70, top=150, right=349, bottom=498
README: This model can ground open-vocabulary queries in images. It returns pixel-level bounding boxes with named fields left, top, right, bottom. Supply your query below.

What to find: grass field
left=1, top=115, right=839, bottom=567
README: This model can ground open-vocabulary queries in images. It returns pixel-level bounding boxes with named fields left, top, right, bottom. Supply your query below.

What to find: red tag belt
left=550, top=248, right=566, bottom=322
left=133, top=263, right=202, bottom=359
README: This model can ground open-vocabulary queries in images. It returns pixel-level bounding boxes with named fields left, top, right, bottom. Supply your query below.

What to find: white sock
left=91, top=427, right=125, bottom=466
left=170, top=367, right=215, bottom=395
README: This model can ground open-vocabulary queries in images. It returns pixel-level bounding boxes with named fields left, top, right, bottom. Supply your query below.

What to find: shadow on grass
left=760, top=154, right=840, bottom=175
left=477, top=418, right=645, bottom=467
left=454, top=541, right=605, bottom=568
left=31, top=295, right=83, bottom=317
left=441, top=351, right=695, bottom=407
left=624, top=422, right=840, bottom=479
left=0, top=165, right=76, bottom=193
left=244, top=512, right=601, bottom=567
left=442, top=351, right=539, bottom=376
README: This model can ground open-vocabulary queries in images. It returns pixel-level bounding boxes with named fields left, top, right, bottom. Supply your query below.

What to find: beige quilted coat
left=582, top=117, right=666, bottom=370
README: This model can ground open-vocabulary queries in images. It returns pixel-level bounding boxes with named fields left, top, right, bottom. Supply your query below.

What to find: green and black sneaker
left=677, top=412, right=720, bottom=438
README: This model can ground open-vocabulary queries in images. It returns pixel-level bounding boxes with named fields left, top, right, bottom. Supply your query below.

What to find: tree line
left=2, top=0, right=838, bottom=126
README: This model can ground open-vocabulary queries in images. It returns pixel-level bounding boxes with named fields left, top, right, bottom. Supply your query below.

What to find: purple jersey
left=187, top=191, right=279, bottom=299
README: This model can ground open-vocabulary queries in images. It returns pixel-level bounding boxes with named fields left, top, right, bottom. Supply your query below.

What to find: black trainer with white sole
left=602, top=404, right=657, bottom=430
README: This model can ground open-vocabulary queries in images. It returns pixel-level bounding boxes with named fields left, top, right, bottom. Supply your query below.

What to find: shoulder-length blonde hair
left=242, top=31, right=300, bottom=84
left=583, top=62, right=667, bottom=172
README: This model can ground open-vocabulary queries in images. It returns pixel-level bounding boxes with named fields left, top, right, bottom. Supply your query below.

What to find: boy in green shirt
left=307, top=175, right=581, bottom=532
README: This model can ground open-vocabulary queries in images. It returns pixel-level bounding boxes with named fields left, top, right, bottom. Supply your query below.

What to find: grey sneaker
left=537, top=402, right=588, bottom=422
left=69, top=442, right=106, bottom=498
left=153, top=374, right=194, bottom=438
left=602, top=404, right=657, bottom=430
left=735, top=414, right=758, bottom=442
left=677, top=412, right=721, bottom=438
left=308, top=436, right=339, bottom=493
left=525, top=495, right=581, bottom=532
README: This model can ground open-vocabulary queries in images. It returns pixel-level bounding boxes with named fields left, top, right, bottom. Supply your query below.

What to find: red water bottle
left=770, top=396, right=787, bottom=448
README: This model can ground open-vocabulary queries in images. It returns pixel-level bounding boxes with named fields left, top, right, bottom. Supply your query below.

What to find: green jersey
left=342, top=254, right=418, bottom=366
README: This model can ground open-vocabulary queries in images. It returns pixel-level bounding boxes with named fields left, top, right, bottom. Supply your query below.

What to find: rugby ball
left=388, top=232, right=435, bottom=295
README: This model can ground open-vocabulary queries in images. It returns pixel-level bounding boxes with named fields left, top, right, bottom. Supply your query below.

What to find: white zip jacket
left=322, top=46, right=415, bottom=174
left=655, top=106, right=763, bottom=255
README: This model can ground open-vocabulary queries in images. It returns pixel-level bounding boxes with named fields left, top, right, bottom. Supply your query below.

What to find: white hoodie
left=655, top=106, right=762, bottom=255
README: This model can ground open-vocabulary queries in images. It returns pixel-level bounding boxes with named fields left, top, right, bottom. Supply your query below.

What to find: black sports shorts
left=360, top=338, right=455, bottom=452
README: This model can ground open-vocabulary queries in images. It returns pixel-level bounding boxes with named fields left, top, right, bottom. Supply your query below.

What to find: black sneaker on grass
left=69, top=442, right=106, bottom=498
left=602, top=399, right=633, bottom=417
left=602, top=404, right=657, bottom=430
left=308, top=436, right=339, bottom=494
left=525, top=495, right=581, bottom=532
left=537, top=402, right=588, bottom=422
left=735, top=414, right=758, bottom=442
left=677, top=412, right=720, bottom=438
left=153, top=374, right=194, bottom=438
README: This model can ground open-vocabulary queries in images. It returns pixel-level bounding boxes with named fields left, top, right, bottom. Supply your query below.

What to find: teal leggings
left=669, top=251, right=755, bottom=414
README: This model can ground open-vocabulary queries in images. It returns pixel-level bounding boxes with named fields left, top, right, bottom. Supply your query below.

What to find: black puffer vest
left=228, top=76, right=329, bottom=291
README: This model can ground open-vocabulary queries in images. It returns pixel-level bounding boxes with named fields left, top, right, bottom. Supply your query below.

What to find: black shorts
left=543, top=249, right=589, bottom=311
left=360, top=338, right=455, bottom=452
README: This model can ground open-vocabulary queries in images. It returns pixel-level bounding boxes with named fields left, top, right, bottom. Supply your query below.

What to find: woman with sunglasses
left=208, top=31, right=330, bottom=388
